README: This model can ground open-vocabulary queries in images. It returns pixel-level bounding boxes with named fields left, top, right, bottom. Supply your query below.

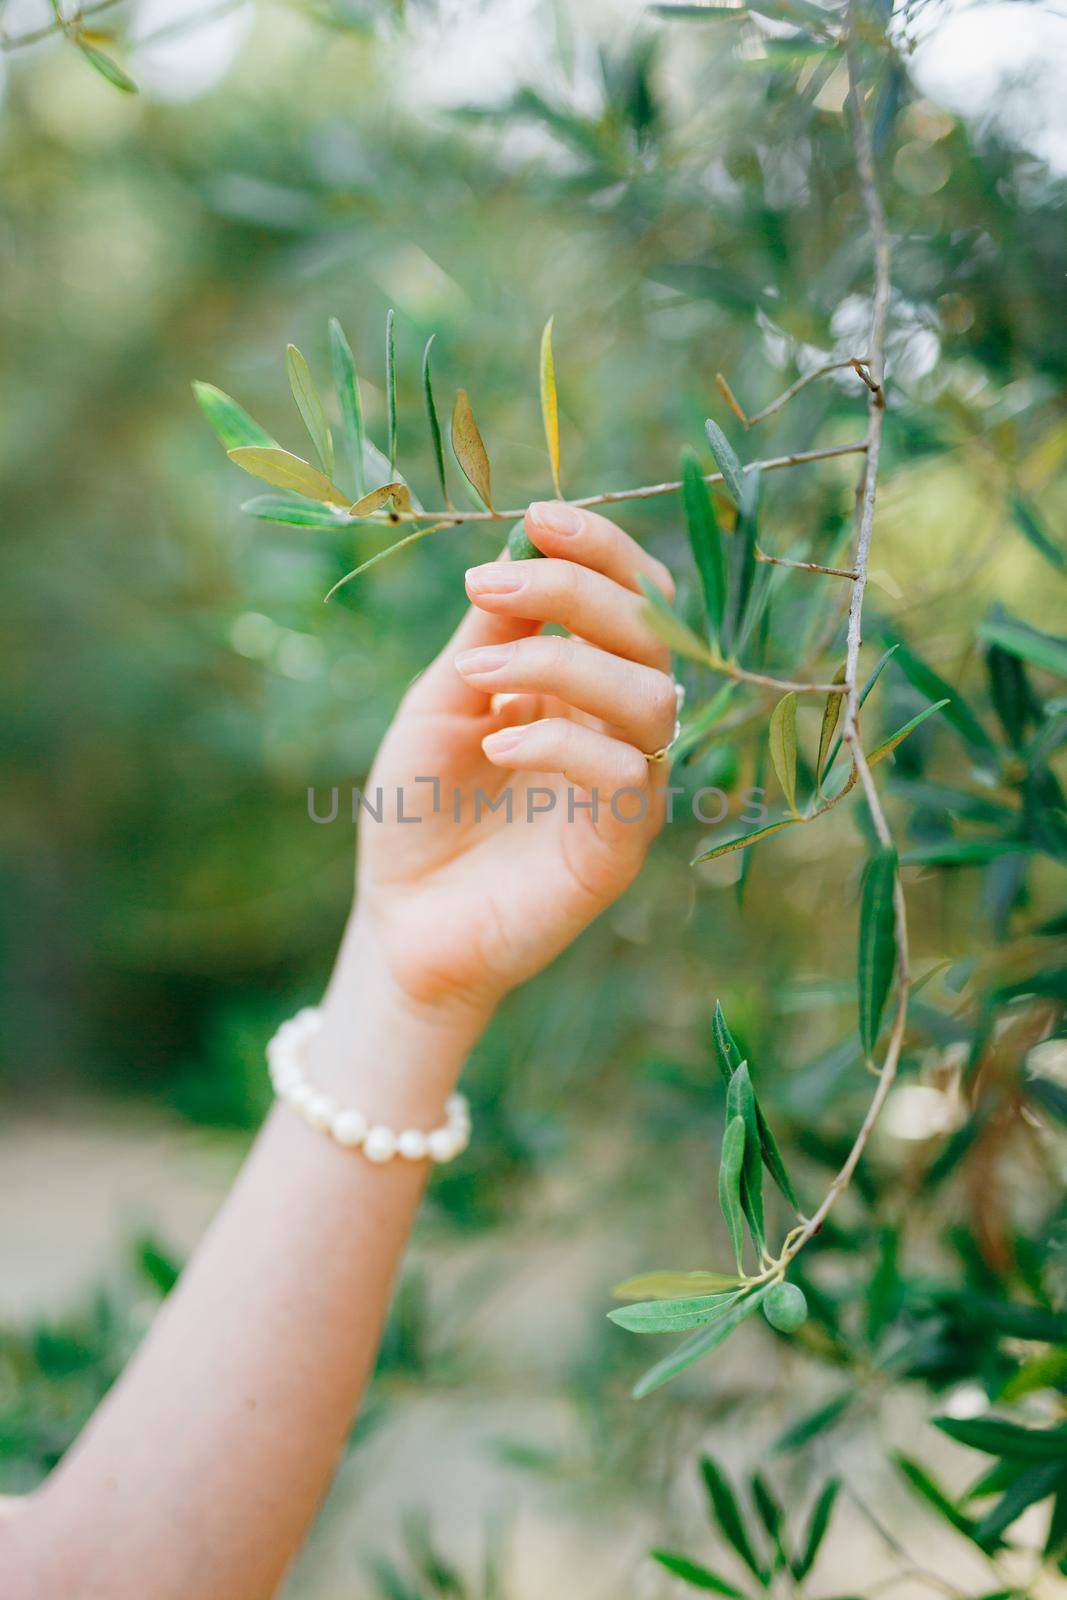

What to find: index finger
left=524, top=501, right=675, bottom=602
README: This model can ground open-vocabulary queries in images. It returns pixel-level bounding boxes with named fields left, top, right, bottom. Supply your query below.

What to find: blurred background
left=1, top=1, right=1065, bottom=1595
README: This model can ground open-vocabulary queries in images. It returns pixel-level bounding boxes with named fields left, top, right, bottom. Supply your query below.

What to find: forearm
left=6, top=921, right=486, bottom=1600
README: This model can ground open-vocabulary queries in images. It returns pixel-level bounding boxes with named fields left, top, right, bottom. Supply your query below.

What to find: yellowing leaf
left=451, top=388, right=493, bottom=509
left=227, top=446, right=349, bottom=506
left=350, top=482, right=413, bottom=517
left=768, top=691, right=799, bottom=815
left=816, top=666, right=846, bottom=789
left=286, top=344, right=333, bottom=476
left=540, top=316, right=562, bottom=497
left=612, top=1270, right=743, bottom=1301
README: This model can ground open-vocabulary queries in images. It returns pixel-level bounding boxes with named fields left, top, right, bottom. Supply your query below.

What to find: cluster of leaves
left=653, top=1455, right=842, bottom=1598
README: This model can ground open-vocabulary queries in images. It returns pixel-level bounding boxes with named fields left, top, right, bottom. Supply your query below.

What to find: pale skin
left=0, top=500, right=677, bottom=1600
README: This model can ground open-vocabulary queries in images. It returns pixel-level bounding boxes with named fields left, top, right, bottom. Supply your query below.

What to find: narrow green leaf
left=726, top=1063, right=764, bottom=1256
left=894, top=1454, right=983, bottom=1542
left=753, top=1100, right=798, bottom=1211
left=609, top=1291, right=741, bottom=1334
left=979, top=616, right=1067, bottom=680
left=691, top=817, right=801, bottom=864
left=973, top=1461, right=1064, bottom=1547
left=704, top=418, right=745, bottom=507
left=632, top=1286, right=771, bottom=1398
left=323, top=519, right=451, bottom=600
left=329, top=317, right=365, bottom=498
left=791, top=1479, right=841, bottom=1580
left=241, top=495, right=352, bottom=528
left=934, top=1417, right=1067, bottom=1462
left=718, top=1115, right=746, bottom=1272
left=712, top=1001, right=743, bottom=1082
left=773, top=1390, right=854, bottom=1454
left=1011, top=492, right=1066, bottom=572
left=651, top=3, right=750, bottom=17
left=857, top=846, right=898, bottom=1059
left=76, top=38, right=137, bottom=92
left=639, top=576, right=713, bottom=663
left=286, top=344, right=333, bottom=475
left=867, top=699, right=950, bottom=766
left=885, top=632, right=995, bottom=752
left=192, top=381, right=274, bottom=452
left=450, top=388, right=493, bottom=509
left=768, top=692, right=799, bottom=814
left=385, top=307, right=398, bottom=476
left=902, top=839, right=1031, bottom=867
left=682, top=449, right=727, bottom=642
left=651, top=1552, right=744, bottom=1596
left=612, top=1269, right=743, bottom=1300
left=822, top=643, right=898, bottom=775
left=227, top=446, right=349, bottom=507
left=700, top=1456, right=767, bottom=1582
left=421, top=335, right=448, bottom=507
left=540, top=316, right=562, bottom=497
left=730, top=467, right=760, bottom=649
left=750, top=1474, right=787, bottom=1571
left=816, top=666, right=846, bottom=788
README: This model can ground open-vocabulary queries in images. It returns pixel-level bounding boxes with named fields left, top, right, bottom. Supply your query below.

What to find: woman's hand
left=343, top=499, right=678, bottom=1027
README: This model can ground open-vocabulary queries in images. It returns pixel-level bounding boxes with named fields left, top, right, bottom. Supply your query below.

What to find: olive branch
left=191, top=4, right=927, bottom=1399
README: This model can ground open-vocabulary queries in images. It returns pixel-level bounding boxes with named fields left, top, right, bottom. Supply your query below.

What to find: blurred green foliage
left=1, top=0, right=1065, bottom=1593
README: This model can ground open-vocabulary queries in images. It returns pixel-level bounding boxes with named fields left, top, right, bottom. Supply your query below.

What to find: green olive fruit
left=762, top=1281, right=808, bottom=1334
left=506, top=520, right=543, bottom=561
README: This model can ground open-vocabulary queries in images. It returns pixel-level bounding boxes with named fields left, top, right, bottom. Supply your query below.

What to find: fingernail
left=529, top=500, right=583, bottom=537
left=466, top=564, right=524, bottom=595
left=483, top=726, right=525, bottom=756
left=455, top=644, right=514, bottom=676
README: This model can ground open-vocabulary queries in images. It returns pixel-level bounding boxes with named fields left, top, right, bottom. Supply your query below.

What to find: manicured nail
left=466, top=564, right=524, bottom=595
left=529, top=500, right=583, bottom=536
left=483, top=726, right=525, bottom=757
left=455, top=644, right=514, bottom=676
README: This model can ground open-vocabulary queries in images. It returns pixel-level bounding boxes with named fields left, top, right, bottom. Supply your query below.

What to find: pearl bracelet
left=267, top=1007, right=470, bottom=1164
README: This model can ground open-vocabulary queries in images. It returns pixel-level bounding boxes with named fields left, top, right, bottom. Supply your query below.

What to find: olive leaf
left=726, top=1062, right=765, bottom=1256
left=638, top=576, right=713, bottom=663
left=323, top=519, right=452, bottom=601
left=768, top=692, right=799, bottom=815
left=632, top=1284, right=772, bottom=1399
left=704, top=418, right=745, bottom=507
left=450, top=388, right=493, bottom=509
left=728, top=465, right=761, bottom=652
left=192, top=382, right=275, bottom=452
left=700, top=1456, right=768, bottom=1583
left=385, top=307, right=398, bottom=476
left=858, top=846, right=898, bottom=1059
left=227, top=446, right=349, bottom=507
left=350, top=482, right=413, bottom=518
left=608, top=1291, right=742, bottom=1333
left=540, top=315, right=562, bottom=497
left=1011, top=492, right=1066, bottom=573
left=651, top=1552, right=744, bottom=1597
left=791, top=1478, right=841, bottom=1580
left=421, top=335, right=449, bottom=507
left=718, top=1114, right=747, bottom=1272
left=329, top=317, right=366, bottom=499
left=979, top=616, right=1067, bottom=681
left=691, top=817, right=801, bottom=864
left=885, top=631, right=995, bottom=752
left=816, top=666, right=847, bottom=788
left=76, top=39, right=137, bottom=92
left=867, top=698, right=950, bottom=766
left=682, top=448, right=727, bottom=643
left=822, top=642, right=899, bottom=775
left=612, top=1269, right=742, bottom=1301
left=711, top=1003, right=798, bottom=1211
left=286, top=345, right=333, bottom=476
left=242, top=495, right=353, bottom=528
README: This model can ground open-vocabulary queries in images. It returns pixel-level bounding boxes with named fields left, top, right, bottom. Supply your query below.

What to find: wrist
left=306, top=915, right=490, bottom=1127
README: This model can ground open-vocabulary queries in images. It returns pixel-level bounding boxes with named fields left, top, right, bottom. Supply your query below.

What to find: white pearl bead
left=427, top=1126, right=459, bottom=1163
left=397, top=1128, right=428, bottom=1161
left=364, top=1126, right=397, bottom=1163
left=448, top=1122, right=471, bottom=1154
left=331, top=1107, right=367, bottom=1147
left=287, top=1082, right=313, bottom=1112
left=305, top=1093, right=336, bottom=1130
left=446, top=1093, right=466, bottom=1118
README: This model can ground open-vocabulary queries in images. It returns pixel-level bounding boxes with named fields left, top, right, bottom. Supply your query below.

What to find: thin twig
left=717, top=358, right=873, bottom=429
left=756, top=549, right=858, bottom=579
left=1, top=0, right=126, bottom=48
left=349, top=441, right=868, bottom=529
left=781, top=10, right=906, bottom=1267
